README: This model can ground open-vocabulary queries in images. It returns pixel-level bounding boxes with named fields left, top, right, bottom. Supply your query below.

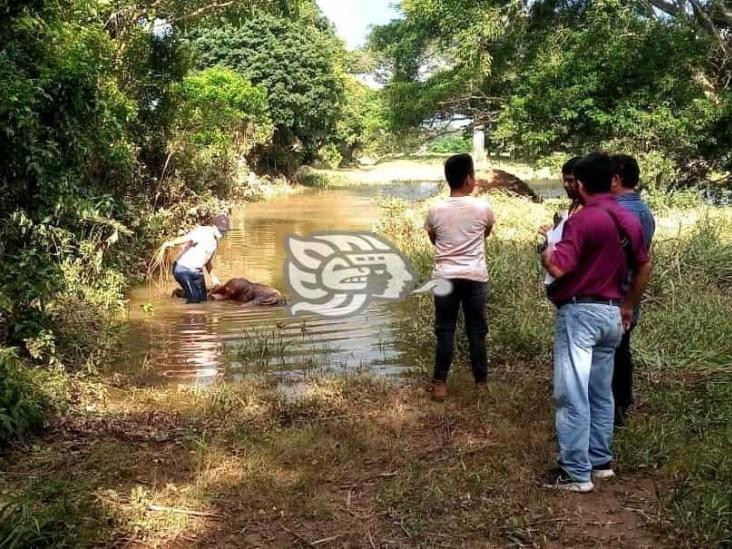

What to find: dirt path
left=0, top=365, right=671, bottom=547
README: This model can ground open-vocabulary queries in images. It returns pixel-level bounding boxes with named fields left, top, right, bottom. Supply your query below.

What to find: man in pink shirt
left=424, top=154, right=496, bottom=400
left=540, top=153, right=652, bottom=492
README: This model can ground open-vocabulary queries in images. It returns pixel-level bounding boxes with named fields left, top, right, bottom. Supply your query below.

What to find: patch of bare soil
left=1, top=368, right=672, bottom=548
left=546, top=477, right=665, bottom=549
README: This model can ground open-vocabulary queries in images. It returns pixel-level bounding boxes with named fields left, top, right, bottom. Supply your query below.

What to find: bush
left=317, top=143, right=343, bottom=169
left=0, top=348, right=65, bottom=447
left=427, top=136, right=471, bottom=154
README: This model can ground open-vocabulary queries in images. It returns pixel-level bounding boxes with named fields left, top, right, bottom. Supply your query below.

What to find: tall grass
left=378, top=191, right=732, bottom=546
left=0, top=347, right=67, bottom=448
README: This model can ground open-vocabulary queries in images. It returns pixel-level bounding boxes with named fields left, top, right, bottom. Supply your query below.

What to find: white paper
left=544, top=213, right=568, bottom=285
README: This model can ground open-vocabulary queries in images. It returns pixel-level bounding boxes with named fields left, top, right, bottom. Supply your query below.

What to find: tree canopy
left=189, top=11, right=346, bottom=168
left=369, top=0, right=732, bottom=185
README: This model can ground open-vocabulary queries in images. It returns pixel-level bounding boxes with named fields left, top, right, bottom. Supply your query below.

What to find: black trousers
left=433, top=279, right=488, bottom=383
left=612, top=324, right=635, bottom=409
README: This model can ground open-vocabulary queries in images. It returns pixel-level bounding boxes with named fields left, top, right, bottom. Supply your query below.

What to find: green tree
left=190, top=12, right=347, bottom=171
left=369, top=0, right=732, bottom=186
left=330, top=77, right=392, bottom=163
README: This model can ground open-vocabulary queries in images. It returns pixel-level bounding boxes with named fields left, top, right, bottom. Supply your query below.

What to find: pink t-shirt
left=424, top=196, right=495, bottom=282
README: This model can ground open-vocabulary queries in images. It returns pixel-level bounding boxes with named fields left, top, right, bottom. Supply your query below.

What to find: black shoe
left=541, top=467, right=593, bottom=493
left=591, top=462, right=616, bottom=480
left=614, top=406, right=627, bottom=428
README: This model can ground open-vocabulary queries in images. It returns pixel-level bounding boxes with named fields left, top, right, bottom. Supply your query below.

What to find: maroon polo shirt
left=549, top=194, right=650, bottom=304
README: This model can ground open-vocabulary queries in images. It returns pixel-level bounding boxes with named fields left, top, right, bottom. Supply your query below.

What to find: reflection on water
left=117, top=180, right=563, bottom=384
left=117, top=183, right=440, bottom=384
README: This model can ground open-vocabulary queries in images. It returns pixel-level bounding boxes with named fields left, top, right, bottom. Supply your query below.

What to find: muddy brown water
left=116, top=180, right=562, bottom=384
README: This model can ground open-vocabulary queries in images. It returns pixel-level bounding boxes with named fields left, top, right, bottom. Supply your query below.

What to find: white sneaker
left=542, top=468, right=594, bottom=493
left=591, top=463, right=616, bottom=480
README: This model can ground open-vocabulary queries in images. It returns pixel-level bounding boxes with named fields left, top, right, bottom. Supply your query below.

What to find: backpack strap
left=597, top=205, right=636, bottom=270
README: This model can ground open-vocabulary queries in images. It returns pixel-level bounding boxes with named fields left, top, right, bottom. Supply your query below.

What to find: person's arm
left=205, top=258, right=221, bottom=288
left=621, top=260, right=651, bottom=330
left=164, top=235, right=193, bottom=249
left=541, top=247, right=566, bottom=279
left=484, top=207, right=495, bottom=239
left=427, top=229, right=437, bottom=245
left=424, top=208, right=437, bottom=245
left=541, top=217, right=582, bottom=279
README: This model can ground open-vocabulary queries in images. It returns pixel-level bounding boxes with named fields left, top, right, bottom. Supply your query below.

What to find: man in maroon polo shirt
left=540, top=153, right=652, bottom=492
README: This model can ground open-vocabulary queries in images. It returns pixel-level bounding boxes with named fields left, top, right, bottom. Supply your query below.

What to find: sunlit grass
left=1, top=193, right=730, bottom=547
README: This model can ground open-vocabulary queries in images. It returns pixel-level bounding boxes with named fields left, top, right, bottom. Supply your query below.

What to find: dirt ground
left=0, top=363, right=674, bottom=548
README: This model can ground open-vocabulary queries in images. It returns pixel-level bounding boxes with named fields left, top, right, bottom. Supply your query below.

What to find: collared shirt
left=176, top=225, right=221, bottom=270
left=616, top=191, right=655, bottom=249
left=549, top=194, right=650, bottom=304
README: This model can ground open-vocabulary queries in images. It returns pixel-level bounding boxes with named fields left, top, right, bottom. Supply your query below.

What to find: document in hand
left=544, top=213, right=568, bottom=285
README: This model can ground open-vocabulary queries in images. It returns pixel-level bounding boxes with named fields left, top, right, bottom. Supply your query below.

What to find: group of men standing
left=425, top=152, right=655, bottom=493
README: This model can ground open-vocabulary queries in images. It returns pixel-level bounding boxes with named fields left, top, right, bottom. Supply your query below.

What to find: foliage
left=0, top=1, right=325, bottom=372
left=0, top=347, right=65, bottom=448
left=0, top=3, right=137, bottom=352
left=189, top=12, right=347, bottom=170
left=369, top=0, right=732, bottom=186
left=175, top=68, right=272, bottom=152
left=328, top=77, right=393, bottom=163
left=169, top=67, right=273, bottom=195
left=427, top=136, right=471, bottom=154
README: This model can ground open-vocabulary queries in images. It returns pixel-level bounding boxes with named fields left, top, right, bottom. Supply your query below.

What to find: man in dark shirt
left=540, top=153, right=652, bottom=492
left=611, top=154, right=656, bottom=427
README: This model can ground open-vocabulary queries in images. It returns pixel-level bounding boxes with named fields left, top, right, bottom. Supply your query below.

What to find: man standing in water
left=611, top=154, right=656, bottom=427
left=162, top=213, right=230, bottom=304
left=424, top=154, right=495, bottom=401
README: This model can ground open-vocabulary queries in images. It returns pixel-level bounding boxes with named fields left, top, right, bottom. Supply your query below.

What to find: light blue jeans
left=554, top=304, right=623, bottom=482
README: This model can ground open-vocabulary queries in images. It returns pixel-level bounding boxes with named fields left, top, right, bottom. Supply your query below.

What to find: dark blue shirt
left=616, top=192, right=655, bottom=249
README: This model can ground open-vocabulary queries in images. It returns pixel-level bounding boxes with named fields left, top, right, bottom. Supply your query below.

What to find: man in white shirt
left=424, top=154, right=495, bottom=400
left=162, top=213, right=229, bottom=303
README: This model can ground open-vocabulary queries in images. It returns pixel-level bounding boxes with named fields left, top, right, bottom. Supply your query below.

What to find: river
left=116, top=179, right=561, bottom=384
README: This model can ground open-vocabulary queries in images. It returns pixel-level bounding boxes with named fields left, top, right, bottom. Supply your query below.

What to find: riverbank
left=299, top=155, right=554, bottom=188
left=2, top=189, right=730, bottom=546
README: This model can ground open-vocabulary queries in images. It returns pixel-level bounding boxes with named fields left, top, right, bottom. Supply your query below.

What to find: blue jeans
left=173, top=262, right=207, bottom=304
left=554, top=304, right=623, bottom=482
left=433, top=280, right=488, bottom=383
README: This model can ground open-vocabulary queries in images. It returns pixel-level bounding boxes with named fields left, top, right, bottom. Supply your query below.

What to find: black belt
left=555, top=296, right=622, bottom=309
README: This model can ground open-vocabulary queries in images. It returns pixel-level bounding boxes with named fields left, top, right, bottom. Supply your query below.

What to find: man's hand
left=622, top=261, right=652, bottom=330
left=541, top=247, right=565, bottom=279
left=538, top=224, right=552, bottom=237
left=211, top=275, right=222, bottom=288
left=620, top=304, right=634, bottom=332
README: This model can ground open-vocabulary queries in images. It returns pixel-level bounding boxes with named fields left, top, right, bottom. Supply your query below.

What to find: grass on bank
left=378, top=191, right=732, bottom=547
left=298, top=155, right=556, bottom=188
left=1, top=191, right=730, bottom=547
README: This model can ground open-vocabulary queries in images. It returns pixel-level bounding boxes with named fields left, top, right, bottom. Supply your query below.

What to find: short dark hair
left=562, top=156, right=582, bottom=176
left=574, top=153, right=613, bottom=194
left=612, top=154, right=640, bottom=189
left=444, top=153, right=475, bottom=190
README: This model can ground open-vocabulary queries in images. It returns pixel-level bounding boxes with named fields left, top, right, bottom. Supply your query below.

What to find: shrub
left=0, top=348, right=65, bottom=447
left=427, top=136, right=471, bottom=154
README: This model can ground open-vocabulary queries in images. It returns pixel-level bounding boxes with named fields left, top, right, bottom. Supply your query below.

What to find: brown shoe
left=428, top=381, right=448, bottom=401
